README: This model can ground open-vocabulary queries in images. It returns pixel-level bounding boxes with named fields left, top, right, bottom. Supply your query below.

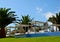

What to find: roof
left=29, top=21, right=45, bottom=24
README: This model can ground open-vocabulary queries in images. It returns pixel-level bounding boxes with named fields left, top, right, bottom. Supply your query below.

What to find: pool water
left=15, top=31, right=60, bottom=38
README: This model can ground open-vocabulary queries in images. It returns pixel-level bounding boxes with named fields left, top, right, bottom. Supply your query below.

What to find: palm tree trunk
left=0, top=28, right=6, bottom=38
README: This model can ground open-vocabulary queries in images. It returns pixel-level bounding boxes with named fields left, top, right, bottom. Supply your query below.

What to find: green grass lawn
left=0, top=36, right=60, bottom=42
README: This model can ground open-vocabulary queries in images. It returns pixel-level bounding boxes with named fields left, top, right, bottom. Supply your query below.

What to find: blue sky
left=0, top=0, right=60, bottom=22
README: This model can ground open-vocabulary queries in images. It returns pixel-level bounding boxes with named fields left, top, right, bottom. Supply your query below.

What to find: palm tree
left=48, top=12, right=60, bottom=31
left=0, top=8, right=16, bottom=38
left=48, top=16, right=56, bottom=24
left=20, top=15, right=32, bottom=32
left=21, top=15, right=32, bottom=24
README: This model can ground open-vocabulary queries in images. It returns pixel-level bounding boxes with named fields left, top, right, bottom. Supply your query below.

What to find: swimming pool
left=15, top=31, right=60, bottom=38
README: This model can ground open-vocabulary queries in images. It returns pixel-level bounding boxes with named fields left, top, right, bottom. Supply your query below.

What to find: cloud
left=36, top=7, right=42, bottom=13
left=45, top=12, right=55, bottom=19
